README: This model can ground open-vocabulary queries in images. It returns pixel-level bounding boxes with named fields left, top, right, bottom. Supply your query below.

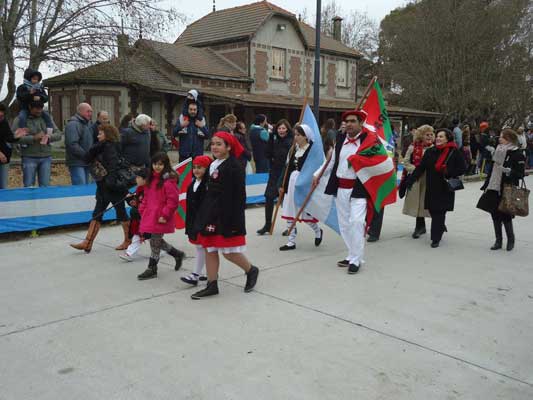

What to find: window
left=337, top=59, right=348, bottom=87
left=91, top=96, right=115, bottom=125
left=271, top=47, right=286, bottom=79
left=60, top=96, right=71, bottom=129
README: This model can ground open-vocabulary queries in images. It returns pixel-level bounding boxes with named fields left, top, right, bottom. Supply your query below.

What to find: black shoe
left=506, top=239, right=515, bottom=251
left=490, top=240, right=502, bottom=250
left=137, top=258, right=158, bottom=280
left=348, top=263, right=360, bottom=274
left=431, top=241, right=440, bottom=248
left=256, top=225, right=271, bottom=236
left=279, top=244, right=296, bottom=251
left=168, top=248, right=185, bottom=271
left=315, top=229, right=323, bottom=246
left=191, top=280, right=219, bottom=299
left=412, top=228, right=426, bottom=239
left=180, top=273, right=199, bottom=286
left=244, top=266, right=259, bottom=292
left=282, top=228, right=296, bottom=236
left=337, top=259, right=349, bottom=268
left=199, top=275, right=208, bottom=281
left=367, top=235, right=379, bottom=243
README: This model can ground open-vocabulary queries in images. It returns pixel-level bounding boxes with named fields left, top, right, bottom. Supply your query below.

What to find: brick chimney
left=332, top=16, right=343, bottom=41
left=117, top=34, right=130, bottom=58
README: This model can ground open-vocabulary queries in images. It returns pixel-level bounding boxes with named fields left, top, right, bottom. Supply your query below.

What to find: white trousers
left=125, top=234, right=142, bottom=256
left=335, top=189, right=366, bottom=265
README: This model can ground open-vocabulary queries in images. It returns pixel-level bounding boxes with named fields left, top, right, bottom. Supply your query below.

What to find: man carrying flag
left=313, top=108, right=397, bottom=274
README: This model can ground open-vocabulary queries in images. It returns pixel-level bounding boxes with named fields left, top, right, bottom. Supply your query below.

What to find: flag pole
left=269, top=98, right=308, bottom=235
left=287, top=76, right=379, bottom=236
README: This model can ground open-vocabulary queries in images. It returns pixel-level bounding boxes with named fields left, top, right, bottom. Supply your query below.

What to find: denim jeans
left=22, top=156, right=52, bottom=187
left=0, top=163, right=9, bottom=189
left=69, top=166, right=91, bottom=185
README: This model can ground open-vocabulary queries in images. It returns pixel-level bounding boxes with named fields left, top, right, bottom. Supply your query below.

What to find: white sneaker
left=119, top=253, right=135, bottom=262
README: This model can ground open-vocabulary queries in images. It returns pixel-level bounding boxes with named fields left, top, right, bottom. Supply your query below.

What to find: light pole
left=313, top=0, right=321, bottom=122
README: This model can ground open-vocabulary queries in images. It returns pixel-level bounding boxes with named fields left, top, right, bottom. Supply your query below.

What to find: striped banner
left=0, top=173, right=269, bottom=234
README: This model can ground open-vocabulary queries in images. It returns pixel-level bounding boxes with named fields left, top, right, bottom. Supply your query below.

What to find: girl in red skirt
left=190, top=132, right=259, bottom=299
left=180, top=155, right=211, bottom=285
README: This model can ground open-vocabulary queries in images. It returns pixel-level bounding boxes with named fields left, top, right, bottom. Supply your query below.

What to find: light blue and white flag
left=294, top=105, right=340, bottom=234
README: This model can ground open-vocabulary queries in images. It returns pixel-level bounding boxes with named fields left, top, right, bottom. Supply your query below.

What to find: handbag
left=89, top=160, right=107, bottom=181
left=444, top=149, right=464, bottom=192
left=104, top=156, right=136, bottom=191
left=497, top=179, right=530, bottom=217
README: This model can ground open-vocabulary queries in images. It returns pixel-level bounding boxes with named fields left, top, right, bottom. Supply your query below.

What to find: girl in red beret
left=190, top=132, right=259, bottom=299
left=181, top=155, right=212, bottom=286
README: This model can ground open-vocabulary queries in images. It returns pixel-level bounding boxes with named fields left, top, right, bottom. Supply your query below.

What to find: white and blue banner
left=0, top=174, right=269, bottom=234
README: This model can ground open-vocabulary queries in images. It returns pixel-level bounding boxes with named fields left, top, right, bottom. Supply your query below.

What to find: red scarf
left=411, top=142, right=426, bottom=167
left=435, top=142, right=457, bottom=173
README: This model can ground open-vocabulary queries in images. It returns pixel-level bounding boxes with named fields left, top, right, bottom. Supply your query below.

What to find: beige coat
left=402, top=144, right=430, bottom=218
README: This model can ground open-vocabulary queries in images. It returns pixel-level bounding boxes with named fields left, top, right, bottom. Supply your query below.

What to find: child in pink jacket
left=137, top=152, right=185, bottom=280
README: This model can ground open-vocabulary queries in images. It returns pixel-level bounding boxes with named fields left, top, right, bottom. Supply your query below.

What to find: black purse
left=89, top=160, right=107, bottom=181
left=104, top=155, right=136, bottom=191
left=444, top=149, right=464, bottom=192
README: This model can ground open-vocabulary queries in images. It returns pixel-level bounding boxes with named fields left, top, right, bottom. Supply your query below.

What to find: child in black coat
left=181, top=155, right=211, bottom=285
left=16, top=68, right=54, bottom=131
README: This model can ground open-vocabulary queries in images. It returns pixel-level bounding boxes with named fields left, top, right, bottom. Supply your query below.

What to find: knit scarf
left=487, top=143, right=518, bottom=194
left=411, top=142, right=426, bottom=167
left=435, top=142, right=458, bottom=173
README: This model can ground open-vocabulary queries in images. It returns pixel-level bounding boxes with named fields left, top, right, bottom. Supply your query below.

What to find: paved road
left=1, top=177, right=532, bottom=399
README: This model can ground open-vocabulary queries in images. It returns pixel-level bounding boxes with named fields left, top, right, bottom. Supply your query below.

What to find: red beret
left=342, top=109, right=368, bottom=122
left=479, top=121, right=489, bottom=132
left=213, top=131, right=244, bottom=159
left=193, top=155, right=212, bottom=168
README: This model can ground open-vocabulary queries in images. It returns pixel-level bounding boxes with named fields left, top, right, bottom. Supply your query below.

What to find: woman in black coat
left=477, top=129, right=525, bottom=251
left=410, top=128, right=466, bottom=248
left=257, top=119, right=293, bottom=235
left=70, top=125, right=130, bottom=253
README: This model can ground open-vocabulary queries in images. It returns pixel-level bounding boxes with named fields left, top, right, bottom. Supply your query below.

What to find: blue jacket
left=249, top=124, right=269, bottom=164
left=172, top=116, right=209, bottom=159
left=64, top=114, right=95, bottom=167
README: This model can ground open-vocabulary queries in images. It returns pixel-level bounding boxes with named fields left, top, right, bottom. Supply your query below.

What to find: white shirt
left=193, top=179, right=201, bottom=192
left=336, top=136, right=360, bottom=179
left=210, top=158, right=226, bottom=175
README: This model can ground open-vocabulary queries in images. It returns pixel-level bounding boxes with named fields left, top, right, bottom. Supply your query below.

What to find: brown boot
left=115, top=221, right=131, bottom=250
left=70, top=220, right=101, bottom=253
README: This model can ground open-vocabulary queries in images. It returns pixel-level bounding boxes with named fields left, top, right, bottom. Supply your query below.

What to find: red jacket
left=139, top=172, right=179, bottom=234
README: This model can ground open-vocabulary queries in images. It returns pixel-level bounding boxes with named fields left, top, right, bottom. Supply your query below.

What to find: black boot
left=490, top=218, right=503, bottom=250
left=503, top=220, right=515, bottom=251
left=168, top=247, right=185, bottom=271
left=257, top=201, right=274, bottom=235
left=138, top=258, right=158, bottom=280
left=412, top=217, right=426, bottom=239
left=191, top=280, right=219, bottom=299
left=245, top=266, right=259, bottom=292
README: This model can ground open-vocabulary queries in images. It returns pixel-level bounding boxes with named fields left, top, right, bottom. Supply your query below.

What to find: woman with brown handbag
left=477, top=129, right=526, bottom=251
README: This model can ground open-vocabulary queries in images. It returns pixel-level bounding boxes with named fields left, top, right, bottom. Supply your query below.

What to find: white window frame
left=271, top=47, right=286, bottom=80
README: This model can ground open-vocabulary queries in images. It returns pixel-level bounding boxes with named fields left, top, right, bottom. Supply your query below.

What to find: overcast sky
left=1, top=0, right=407, bottom=98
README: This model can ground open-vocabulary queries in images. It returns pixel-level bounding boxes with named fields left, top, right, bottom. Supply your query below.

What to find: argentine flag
left=294, top=105, right=340, bottom=234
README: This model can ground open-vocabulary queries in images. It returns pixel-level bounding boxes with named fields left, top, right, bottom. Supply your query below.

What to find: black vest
left=324, top=132, right=368, bottom=199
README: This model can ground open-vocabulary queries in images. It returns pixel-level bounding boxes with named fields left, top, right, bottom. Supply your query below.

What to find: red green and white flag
left=361, top=80, right=395, bottom=156
left=174, top=157, right=192, bottom=229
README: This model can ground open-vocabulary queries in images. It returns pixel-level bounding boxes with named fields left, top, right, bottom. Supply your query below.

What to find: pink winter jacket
left=139, top=172, right=179, bottom=234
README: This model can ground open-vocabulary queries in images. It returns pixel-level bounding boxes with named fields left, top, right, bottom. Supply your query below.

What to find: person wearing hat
left=312, top=109, right=371, bottom=274
left=12, top=101, right=62, bottom=187
left=180, top=155, right=212, bottom=286
left=477, top=129, right=525, bottom=251
left=190, top=131, right=259, bottom=299
left=478, top=121, right=496, bottom=175
left=15, top=68, right=54, bottom=134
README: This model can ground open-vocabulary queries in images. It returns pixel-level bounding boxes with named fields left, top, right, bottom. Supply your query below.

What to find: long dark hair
left=147, top=152, right=177, bottom=188
left=150, top=130, right=161, bottom=156
left=120, top=113, right=134, bottom=130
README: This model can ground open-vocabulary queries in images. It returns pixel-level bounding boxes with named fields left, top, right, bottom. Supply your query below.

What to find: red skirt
left=197, top=234, right=246, bottom=248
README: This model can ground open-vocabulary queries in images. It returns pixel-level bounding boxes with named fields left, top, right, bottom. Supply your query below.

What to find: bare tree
left=1, top=0, right=185, bottom=105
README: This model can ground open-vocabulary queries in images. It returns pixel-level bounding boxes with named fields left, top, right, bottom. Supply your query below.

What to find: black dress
left=185, top=178, right=207, bottom=241
left=85, top=141, right=129, bottom=222
left=477, top=149, right=525, bottom=220
left=193, top=156, right=246, bottom=242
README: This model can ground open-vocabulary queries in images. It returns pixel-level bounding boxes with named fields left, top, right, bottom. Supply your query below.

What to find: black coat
left=85, top=140, right=127, bottom=194
left=264, top=131, right=293, bottom=200
left=283, top=143, right=312, bottom=192
left=411, top=146, right=466, bottom=212
left=193, top=156, right=246, bottom=238
left=185, top=178, right=207, bottom=239
left=0, top=118, right=17, bottom=163
left=16, top=69, right=48, bottom=108
left=325, top=132, right=369, bottom=199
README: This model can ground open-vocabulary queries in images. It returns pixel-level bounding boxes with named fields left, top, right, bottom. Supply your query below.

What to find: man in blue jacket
left=64, top=103, right=94, bottom=185
left=173, top=103, right=209, bottom=162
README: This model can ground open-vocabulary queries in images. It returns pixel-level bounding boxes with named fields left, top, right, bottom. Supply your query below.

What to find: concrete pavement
left=0, top=176, right=532, bottom=399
